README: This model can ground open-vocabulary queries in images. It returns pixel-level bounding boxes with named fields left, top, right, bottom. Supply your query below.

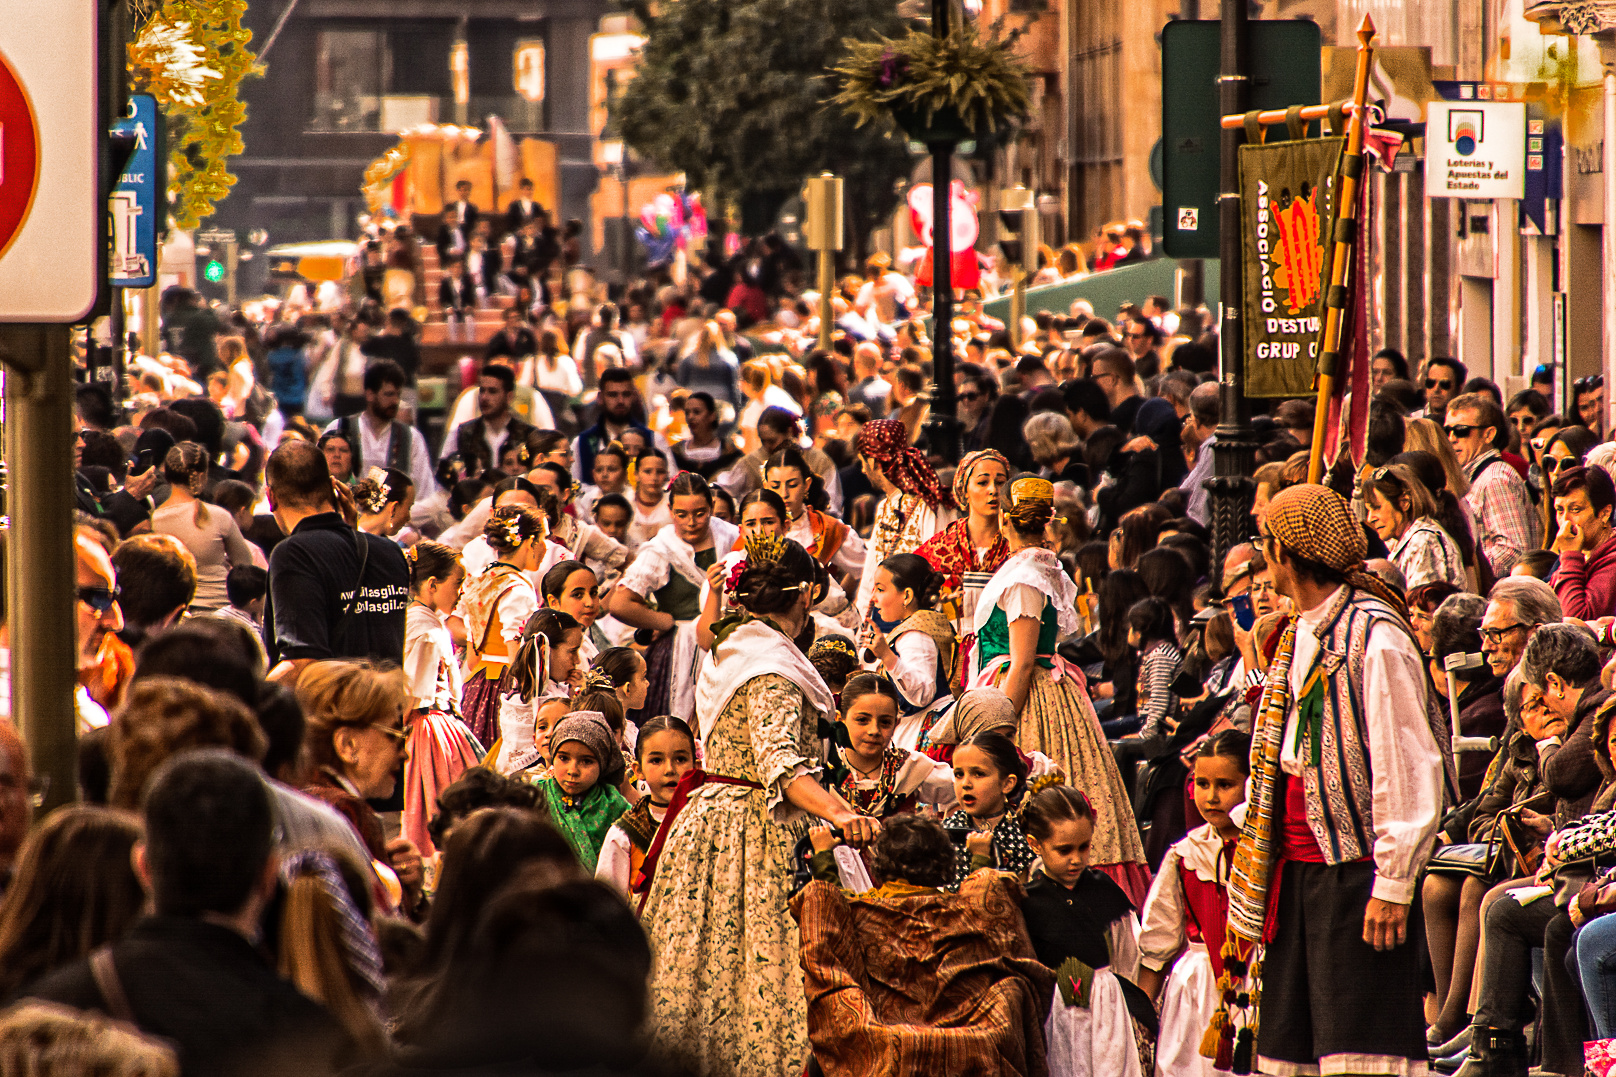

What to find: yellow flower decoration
left=128, top=0, right=260, bottom=231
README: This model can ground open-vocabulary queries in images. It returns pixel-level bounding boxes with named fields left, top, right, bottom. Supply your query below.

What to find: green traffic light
left=203, top=259, right=225, bottom=283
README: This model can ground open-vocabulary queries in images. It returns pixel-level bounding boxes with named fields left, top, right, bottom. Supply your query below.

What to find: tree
left=617, top=0, right=914, bottom=258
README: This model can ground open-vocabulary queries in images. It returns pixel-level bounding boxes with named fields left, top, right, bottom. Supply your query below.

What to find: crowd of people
left=26, top=208, right=1616, bottom=1077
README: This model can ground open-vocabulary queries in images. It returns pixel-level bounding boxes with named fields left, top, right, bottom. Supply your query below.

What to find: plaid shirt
left=1465, top=450, right=1540, bottom=576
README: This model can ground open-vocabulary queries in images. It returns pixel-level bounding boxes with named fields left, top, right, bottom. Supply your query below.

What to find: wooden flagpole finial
left=1358, top=13, right=1376, bottom=46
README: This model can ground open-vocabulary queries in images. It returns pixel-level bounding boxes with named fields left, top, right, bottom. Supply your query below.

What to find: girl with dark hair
left=971, top=476, right=1150, bottom=905
left=860, top=553, right=957, bottom=749
left=595, top=646, right=650, bottom=723
left=458, top=504, right=548, bottom=746
left=607, top=470, right=739, bottom=719
left=580, top=443, right=630, bottom=521
left=827, top=672, right=954, bottom=820
left=1127, top=596, right=1184, bottom=742
left=767, top=447, right=864, bottom=578
left=941, top=730, right=1037, bottom=888
left=595, top=714, right=697, bottom=900
left=626, top=451, right=673, bottom=548
left=643, top=532, right=873, bottom=1075
left=541, top=559, right=609, bottom=658
left=1138, top=729, right=1251, bottom=1077
left=1018, top=780, right=1149, bottom=1077
left=670, top=391, right=744, bottom=480
left=490, top=608, right=582, bottom=774
left=402, top=541, right=481, bottom=858
left=353, top=466, right=415, bottom=538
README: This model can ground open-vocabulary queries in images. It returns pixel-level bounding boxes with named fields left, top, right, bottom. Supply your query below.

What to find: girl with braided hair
left=971, top=475, right=1150, bottom=906
left=151, top=441, right=258, bottom=614
left=400, top=541, right=481, bottom=858
left=456, top=504, right=547, bottom=746
left=644, top=531, right=876, bottom=1077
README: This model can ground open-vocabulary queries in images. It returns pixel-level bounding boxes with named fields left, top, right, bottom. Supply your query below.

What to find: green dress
left=644, top=672, right=824, bottom=1077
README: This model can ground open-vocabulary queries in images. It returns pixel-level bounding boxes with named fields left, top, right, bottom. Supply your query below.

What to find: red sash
left=633, top=767, right=764, bottom=913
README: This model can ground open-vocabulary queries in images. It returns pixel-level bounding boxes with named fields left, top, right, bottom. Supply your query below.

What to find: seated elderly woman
left=790, top=813, right=1056, bottom=1077
left=1448, top=623, right=1609, bottom=1077
left=1426, top=593, right=1506, bottom=800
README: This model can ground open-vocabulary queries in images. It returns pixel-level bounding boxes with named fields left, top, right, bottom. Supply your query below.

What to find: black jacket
left=26, top=916, right=352, bottom=1077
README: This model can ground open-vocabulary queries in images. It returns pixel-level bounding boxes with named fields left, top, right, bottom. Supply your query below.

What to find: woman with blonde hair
left=150, top=441, right=257, bottom=613
left=737, top=358, right=800, bottom=455
left=277, top=847, right=388, bottom=1057
left=296, top=659, right=426, bottom=918
left=1404, top=416, right=1473, bottom=501
left=1360, top=463, right=1467, bottom=591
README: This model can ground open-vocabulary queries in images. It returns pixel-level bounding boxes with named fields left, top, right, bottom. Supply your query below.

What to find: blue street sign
left=109, top=93, right=161, bottom=288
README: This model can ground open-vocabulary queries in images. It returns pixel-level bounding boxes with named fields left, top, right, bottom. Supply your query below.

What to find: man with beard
left=573, top=367, right=659, bottom=483
left=325, top=361, right=436, bottom=514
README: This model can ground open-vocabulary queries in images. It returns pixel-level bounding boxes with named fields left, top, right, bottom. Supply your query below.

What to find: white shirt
left=786, top=511, right=866, bottom=581
left=628, top=497, right=674, bottom=549
left=1279, top=586, right=1443, bottom=904
left=596, top=801, right=666, bottom=895
left=403, top=603, right=463, bottom=714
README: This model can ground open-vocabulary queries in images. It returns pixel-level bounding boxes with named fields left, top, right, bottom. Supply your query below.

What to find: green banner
left=1239, top=137, right=1343, bottom=399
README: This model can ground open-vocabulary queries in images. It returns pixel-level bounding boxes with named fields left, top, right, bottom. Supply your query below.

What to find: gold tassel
left=1201, top=1009, right=1229, bottom=1059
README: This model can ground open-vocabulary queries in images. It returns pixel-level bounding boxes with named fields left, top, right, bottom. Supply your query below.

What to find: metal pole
left=1603, top=54, right=1616, bottom=424
left=0, top=326, right=79, bottom=813
left=1207, top=0, right=1254, bottom=577
left=817, top=248, right=835, bottom=352
left=920, top=0, right=961, bottom=464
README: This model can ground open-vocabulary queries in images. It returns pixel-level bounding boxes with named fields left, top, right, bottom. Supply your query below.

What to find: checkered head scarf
left=856, top=419, right=953, bottom=509
left=1265, top=482, right=1407, bottom=617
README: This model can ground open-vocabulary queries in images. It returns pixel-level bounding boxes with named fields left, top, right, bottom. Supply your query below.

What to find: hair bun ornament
left=1010, top=476, right=1056, bottom=507
left=403, top=544, right=419, bottom=566
left=1027, top=771, right=1067, bottom=798
left=742, top=531, right=791, bottom=569
left=578, top=668, right=615, bottom=696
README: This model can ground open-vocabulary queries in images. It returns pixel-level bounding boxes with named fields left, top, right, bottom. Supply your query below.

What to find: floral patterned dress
left=644, top=672, right=826, bottom=1077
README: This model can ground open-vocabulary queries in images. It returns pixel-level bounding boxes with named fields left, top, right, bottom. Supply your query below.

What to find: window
left=312, top=30, right=386, bottom=132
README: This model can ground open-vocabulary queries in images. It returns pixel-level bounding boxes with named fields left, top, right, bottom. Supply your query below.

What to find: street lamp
left=601, top=139, right=632, bottom=283
left=919, top=0, right=962, bottom=465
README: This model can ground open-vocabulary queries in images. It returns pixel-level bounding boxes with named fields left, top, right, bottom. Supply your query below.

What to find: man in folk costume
left=1223, top=484, right=1451, bottom=1077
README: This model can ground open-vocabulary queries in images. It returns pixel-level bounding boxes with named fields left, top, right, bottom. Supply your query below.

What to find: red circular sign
left=0, top=48, right=40, bottom=261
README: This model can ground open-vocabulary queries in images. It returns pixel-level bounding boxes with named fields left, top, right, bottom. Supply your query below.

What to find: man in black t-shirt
left=262, top=441, right=408, bottom=682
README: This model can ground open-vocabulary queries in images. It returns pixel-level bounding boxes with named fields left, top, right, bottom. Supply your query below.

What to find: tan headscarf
left=1264, top=483, right=1408, bottom=618
left=925, top=688, right=1016, bottom=746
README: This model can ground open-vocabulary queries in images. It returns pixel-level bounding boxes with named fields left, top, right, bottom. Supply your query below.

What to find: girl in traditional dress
left=526, top=459, right=629, bottom=590
left=594, top=646, right=651, bottom=729
left=917, top=448, right=1012, bottom=686
left=457, top=505, right=548, bottom=746
left=943, top=730, right=1040, bottom=887
left=971, top=475, right=1150, bottom=906
left=643, top=534, right=876, bottom=1077
left=1138, top=730, right=1250, bottom=1077
left=500, top=697, right=569, bottom=781
left=492, top=608, right=584, bottom=771
left=859, top=553, right=957, bottom=751
left=627, top=451, right=674, bottom=548
left=608, top=471, right=739, bottom=721
left=401, top=541, right=481, bottom=859
left=765, top=447, right=865, bottom=580
left=529, top=710, right=632, bottom=871
left=853, top=419, right=956, bottom=617
left=829, top=672, right=955, bottom=819
left=1019, top=783, right=1150, bottom=1077
left=695, top=489, right=788, bottom=650
left=541, top=559, right=609, bottom=660
left=596, top=715, right=697, bottom=900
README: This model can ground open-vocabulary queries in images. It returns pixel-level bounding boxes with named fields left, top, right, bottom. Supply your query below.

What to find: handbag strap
left=89, top=946, right=136, bottom=1024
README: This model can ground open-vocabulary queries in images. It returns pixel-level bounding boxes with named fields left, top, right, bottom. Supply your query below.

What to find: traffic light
left=997, top=185, right=1038, bottom=275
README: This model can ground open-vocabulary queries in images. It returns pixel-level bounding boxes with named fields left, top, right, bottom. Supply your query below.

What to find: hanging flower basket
left=830, top=22, right=1032, bottom=141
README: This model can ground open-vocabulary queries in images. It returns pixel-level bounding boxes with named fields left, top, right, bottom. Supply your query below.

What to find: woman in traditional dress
left=917, top=449, right=1011, bottom=687
left=457, top=505, right=548, bottom=746
left=765, top=447, right=865, bottom=581
left=400, top=541, right=482, bottom=860
left=606, top=471, right=739, bottom=720
left=852, top=418, right=957, bottom=617
left=970, top=475, right=1150, bottom=907
left=643, top=534, right=876, bottom=1077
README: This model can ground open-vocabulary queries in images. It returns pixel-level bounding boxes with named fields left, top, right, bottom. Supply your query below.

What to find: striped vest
left=1292, top=590, right=1452, bottom=865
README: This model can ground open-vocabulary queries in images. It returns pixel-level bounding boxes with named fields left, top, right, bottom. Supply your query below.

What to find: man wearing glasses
left=1445, top=392, right=1541, bottom=577
left=1419, top=357, right=1467, bottom=423
left=1479, top=577, right=1563, bottom=680
left=73, top=532, right=124, bottom=734
left=1092, top=347, right=1142, bottom=436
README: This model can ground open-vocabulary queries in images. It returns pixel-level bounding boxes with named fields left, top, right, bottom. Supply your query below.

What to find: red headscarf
left=855, top=419, right=953, bottom=509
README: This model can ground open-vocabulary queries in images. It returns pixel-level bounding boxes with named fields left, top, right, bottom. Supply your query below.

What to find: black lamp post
left=921, top=0, right=962, bottom=465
